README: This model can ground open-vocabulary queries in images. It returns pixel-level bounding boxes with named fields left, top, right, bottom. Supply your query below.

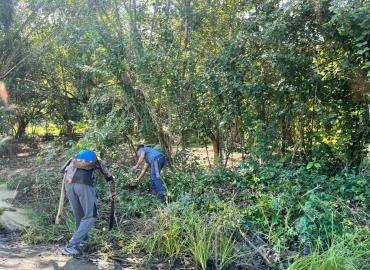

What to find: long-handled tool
left=55, top=159, right=72, bottom=225
left=55, top=176, right=65, bottom=224
left=108, top=198, right=115, bottom=230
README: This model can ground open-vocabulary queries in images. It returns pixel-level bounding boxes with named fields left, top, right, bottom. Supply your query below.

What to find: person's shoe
left=62, top=243, right=81, bottom=256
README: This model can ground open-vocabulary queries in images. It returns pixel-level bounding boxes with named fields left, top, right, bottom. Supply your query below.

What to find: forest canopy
left=0, top=0, right=368, bottom=166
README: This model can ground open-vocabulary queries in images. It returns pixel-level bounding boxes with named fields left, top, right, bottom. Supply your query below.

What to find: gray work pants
left=65, top=183, right=97, bottom=245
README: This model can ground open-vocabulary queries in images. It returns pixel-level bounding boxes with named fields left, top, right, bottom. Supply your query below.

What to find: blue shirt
left=138, top=146, right=163, bottom=164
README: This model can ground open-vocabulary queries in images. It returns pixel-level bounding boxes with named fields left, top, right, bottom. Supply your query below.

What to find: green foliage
left=288, top=229, right=370, bottom=270
left=295, top=194, right=341, bottom=244
left=186, top=213, right=215, bottom=270
left=2, top=142, right=369, bottom=269
left=140, top=201, right=240, bottom=269
left=1, top=0, right=370, bottom=268
left=329, top=0, right=370, bottom=77
left=22, top=210, right=74, bottom=244
left=2, top=0, right=368, bottom=167
left=143, top=209, right=184, bottom=262
left=214, top=231, right=236, bottom=270
left=0, top=105, right=10, bottom=133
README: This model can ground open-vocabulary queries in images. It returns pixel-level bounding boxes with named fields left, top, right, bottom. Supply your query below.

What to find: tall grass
left=186, top=214, right=215, bottom=270
left=142, top=204, right=239, bottom=269
left=288, top=230, right=370, bottom=270
left=214, top=231, right=236, bottom=270
left=183, top=206, right=239, bottom=270
left=144, top=209, right=185, bottom=265
left=22, top=210, right=75, bottom=244
left=161, top=216, right=183, bottom=259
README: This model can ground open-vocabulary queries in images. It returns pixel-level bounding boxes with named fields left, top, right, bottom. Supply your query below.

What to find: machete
left=108, top=181, right=137, bottom=230
left=109, top=199, right=115, bottom=230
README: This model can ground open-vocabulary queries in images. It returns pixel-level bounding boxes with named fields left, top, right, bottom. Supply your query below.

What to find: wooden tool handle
left=55, top=177, right=65, bottom=224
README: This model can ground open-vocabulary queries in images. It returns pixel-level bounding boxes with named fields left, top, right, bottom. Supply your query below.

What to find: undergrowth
left=1, top=141, right=369, bottom=269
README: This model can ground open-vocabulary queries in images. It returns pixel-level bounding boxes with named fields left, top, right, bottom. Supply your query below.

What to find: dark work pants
left=150, top=155, right=166, bottom=199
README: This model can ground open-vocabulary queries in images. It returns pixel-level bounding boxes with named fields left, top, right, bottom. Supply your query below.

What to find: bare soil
left=0, top=232, right=118, bottom=270
left=0, top=146, right=122, bottom=270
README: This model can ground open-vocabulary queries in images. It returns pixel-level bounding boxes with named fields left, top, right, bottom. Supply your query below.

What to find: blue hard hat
left=74, top=149, right=96, bottom=161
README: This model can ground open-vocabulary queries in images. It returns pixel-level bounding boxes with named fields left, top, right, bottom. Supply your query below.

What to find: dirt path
left=0, top=184, right=121, bottom=270
left=0, top=149, right=175, bottom=270
left=0, top=233, right=114, bottom=270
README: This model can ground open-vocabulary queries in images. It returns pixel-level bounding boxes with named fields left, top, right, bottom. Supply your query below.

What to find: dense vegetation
left=1, top=0, right=369, bottom=269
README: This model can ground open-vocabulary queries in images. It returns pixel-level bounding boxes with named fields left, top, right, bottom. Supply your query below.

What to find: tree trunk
left=15, top=118, right=27, bottom=139
left=210, top=130, right=222, bottom=166
left=60, top=122, right=73, bottom=139
left=281, top=116, right=293, bottom=154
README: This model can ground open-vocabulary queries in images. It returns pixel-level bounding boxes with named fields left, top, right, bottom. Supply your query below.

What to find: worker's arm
left=134, top=162, right=149, bottom=183
left=132, top=152, right=145, bottom=170
left=96, top=159, right=116, bottom=200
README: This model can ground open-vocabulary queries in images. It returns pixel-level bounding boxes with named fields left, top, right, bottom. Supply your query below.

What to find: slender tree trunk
left=204, top=140, right=212, bottom=168
left=281, top=115, right=293, bottom=154
left=210, top=130, right=222, bottom=166
left=15, top=118, right=27, bottom=139
left=259, top=102, right=268, bottom=146
left=300, top=119, right=306, bottom=155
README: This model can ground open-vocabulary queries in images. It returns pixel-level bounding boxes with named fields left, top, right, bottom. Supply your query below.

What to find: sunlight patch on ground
left=0, top=240, right=109, bottom=270
left=0, top=184, right=31, bottom=231
left=187, top=146, right=243, bottom=168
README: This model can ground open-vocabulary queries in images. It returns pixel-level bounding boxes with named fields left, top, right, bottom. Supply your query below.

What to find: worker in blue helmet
left=59, top=149, right=115, bottom=256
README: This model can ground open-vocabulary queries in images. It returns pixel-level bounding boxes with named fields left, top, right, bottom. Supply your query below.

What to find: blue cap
left=74, top=150, right=96, bottom=161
